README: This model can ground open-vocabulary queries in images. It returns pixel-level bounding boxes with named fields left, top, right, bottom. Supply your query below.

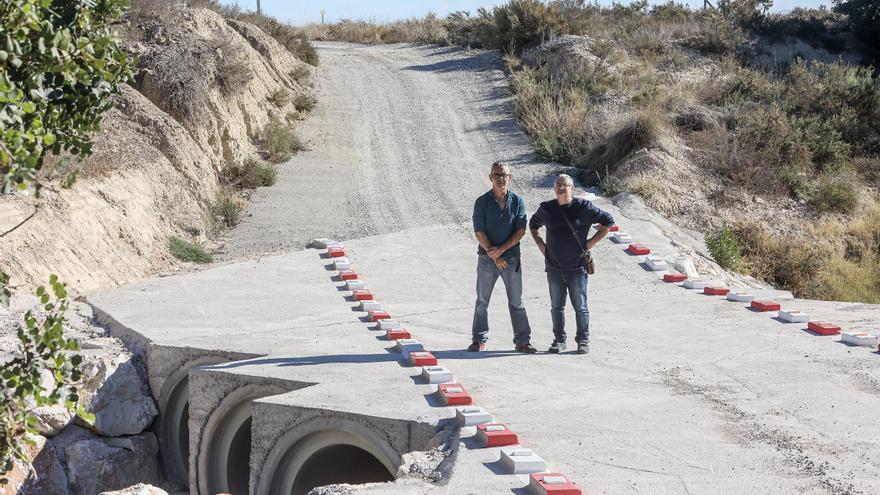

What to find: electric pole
left=257, top=0, right=261, bottom=14
left=321, top=9, right=325, bottom=24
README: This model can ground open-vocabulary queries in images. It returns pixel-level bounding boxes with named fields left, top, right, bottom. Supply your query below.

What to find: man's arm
left=528, top=206, right=546, bottom=256
left=582, top=201, right=615, bottom=251
left=530, top=228, right=546, bottom=256
left=488, top=228, right=526, bottom=259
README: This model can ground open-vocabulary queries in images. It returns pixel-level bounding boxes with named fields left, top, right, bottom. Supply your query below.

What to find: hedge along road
left=219, top=43, right=880, bottom=494
left=223, top=42, right=545, bottom=256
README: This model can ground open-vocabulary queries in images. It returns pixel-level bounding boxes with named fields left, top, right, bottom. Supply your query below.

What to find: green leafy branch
left=0, top=275, right=91, bottom=484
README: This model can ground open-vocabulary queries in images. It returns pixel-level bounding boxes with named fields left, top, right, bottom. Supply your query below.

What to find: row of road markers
left=597, top=225, right=880, bottom=354
left=312, top=238, right=586, bottom=495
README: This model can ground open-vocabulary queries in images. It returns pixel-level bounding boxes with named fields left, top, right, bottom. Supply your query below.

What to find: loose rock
left=65, top=432, right=162, bottom=495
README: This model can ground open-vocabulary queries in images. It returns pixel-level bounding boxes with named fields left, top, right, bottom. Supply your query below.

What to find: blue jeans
left=472, top=255, right=531, bottom=345
left=547, top=270, right=590, bottom=343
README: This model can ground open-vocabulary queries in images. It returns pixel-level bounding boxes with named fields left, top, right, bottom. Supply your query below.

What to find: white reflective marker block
left=499, top=447, right=547, bottom=474
left=455, top=406, right=492, bottom=426
left=779, top=309, right=809, bottom=323
left=611, top=232, right=633, bottom=244
left=377, top=320, right=402, bottom=330
left=332, top=258, right=351, bottom=271
left=683, top=279, right=707, bottom=289
left=421, top=366, right=453, bottom=384
left=726, top=291, right=754, bottom=303
left=312, top=238, right=341, bottom=249
left=345, top=279, right=366, bottom=290
left=841, top=331, right=879, bottom=347
left=394, top=339, right=423, bottom=357
left=358, top=300, right=382, bottom=311
left=645, top=256, right=668, bottom=271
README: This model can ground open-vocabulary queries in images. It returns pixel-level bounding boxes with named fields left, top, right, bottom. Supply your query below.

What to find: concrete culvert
left=262, top=428, right=401, bottom=495
left=158, top=357, right=229, bottom=487
left=292, top=444, right=394, bottom=495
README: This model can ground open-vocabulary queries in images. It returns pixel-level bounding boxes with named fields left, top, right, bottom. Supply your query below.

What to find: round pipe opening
left=292, top=444, right=393, bottom=495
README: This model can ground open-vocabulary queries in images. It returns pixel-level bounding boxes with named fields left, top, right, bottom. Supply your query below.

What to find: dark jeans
left=547, top=270, right=590, bottom=343
left=472, top=255, right=531, bottom=345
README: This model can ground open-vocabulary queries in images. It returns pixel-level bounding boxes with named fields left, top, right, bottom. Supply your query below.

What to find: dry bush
left=290, top=65, right=311, bottom=84
left=732, top=221, right=829, bottom=299
left=509, top=67, right=599, bottom=163
left=224, top=157, right=277, bottom=189
left=261, top=117, right=303, bottom=162
left=302, top=14, right=446, bottom=45
left=582, top=106, right=668, bottom=172
left=293, top=94, right=316, bottom=113
left=268, top=88, right=290, bottom=107
left=810, top=170, right=862, bottom=213
left=216, top=39, right=254, bottom=95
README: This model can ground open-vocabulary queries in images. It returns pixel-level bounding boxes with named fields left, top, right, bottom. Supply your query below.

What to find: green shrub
left=212, top=192, right=242, bottom=228
left=0, top=0, right=133, bottom=192
left=225, top=157, right=277, bottom=188
left=262, top=117, right=304, bottom=162
left=293, top=94, right=317, bottom=113
left=705, top=226, right=742, bottom=270
left=169, top=236, right=213, bottom=263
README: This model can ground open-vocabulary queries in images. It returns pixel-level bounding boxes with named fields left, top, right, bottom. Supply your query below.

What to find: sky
left=219, top=0, right=832, bottom=25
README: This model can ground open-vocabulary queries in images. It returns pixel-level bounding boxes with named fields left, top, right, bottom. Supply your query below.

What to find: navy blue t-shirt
left=472, top=190, right=527, bottom=259
left=529, top=198, right=614, bottom=273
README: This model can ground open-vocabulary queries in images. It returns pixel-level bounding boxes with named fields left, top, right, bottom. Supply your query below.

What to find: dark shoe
left=467, top=341, right=485, bottom=352
left=515, top=343, right=538, bottom=354
left=577, top=341, right=590, bottom=354
left=548, top=340, right=567, bottom=353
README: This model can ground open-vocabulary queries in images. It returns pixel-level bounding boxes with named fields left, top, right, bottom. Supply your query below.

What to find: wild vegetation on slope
left=300, top=0, right=880, bottom=302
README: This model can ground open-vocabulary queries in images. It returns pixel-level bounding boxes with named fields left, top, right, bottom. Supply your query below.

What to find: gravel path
left=223, top=43, right=545, bottom=257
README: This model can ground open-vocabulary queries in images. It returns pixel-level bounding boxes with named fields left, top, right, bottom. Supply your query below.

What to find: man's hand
left=530, top=228, right=546, bottom=256
left=587, top=226, right=611, bottom=250
left=494, top=257, right=509, bottom=270
left=486, top=246, right=503, bottom=259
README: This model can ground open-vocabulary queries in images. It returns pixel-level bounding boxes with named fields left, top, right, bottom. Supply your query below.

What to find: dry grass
left=582, top=106, right=668, bottom=172
left=301, top=14, right=446, bottom=45
left=261, top=117, right=303, bottom=163
left=733, top=200, right=880, bottom=302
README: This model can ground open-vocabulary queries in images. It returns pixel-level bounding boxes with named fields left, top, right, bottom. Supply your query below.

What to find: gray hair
left=555, top=174, right=574, bottom=186
left=491, top=161, right=509, bottom=172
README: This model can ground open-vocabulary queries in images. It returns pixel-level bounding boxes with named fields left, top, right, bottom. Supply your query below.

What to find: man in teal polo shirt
left=469, top=161, right=536, bottom=353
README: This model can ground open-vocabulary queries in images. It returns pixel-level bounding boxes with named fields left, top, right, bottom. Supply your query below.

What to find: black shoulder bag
left=557, top=202, right=595, bottom=275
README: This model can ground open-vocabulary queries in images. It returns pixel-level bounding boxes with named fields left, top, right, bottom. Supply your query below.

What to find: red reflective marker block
left=386, top=329, right=411, bottom=340
left=438, top=383, right=472, bottom=406
left=751, top=300, right=781, bottom=312
left=704, top=287, right=729, bottom=296
left=352, top=289, right=373, bottom=301
left=663, top=273, right=687, bottom=282
left=808, top=321, right=841, bottom=336
left=368, top=310, right=391, bottom=321
left=476, top=423, right=518, bottom=448
left=529, top=473, right=582, bottom=495
left=409, top=351, right=437, bottom=366
left=627, top=243, right=651, bottom=255
left=339, top=270, right=358, bottom=281
left=327, top=247, right=345, bottom=258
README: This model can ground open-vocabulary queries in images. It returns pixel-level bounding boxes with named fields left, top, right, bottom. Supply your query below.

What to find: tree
left=0, top=0, right=132, bottom=482
left=833, top=0, right=880, bottom=65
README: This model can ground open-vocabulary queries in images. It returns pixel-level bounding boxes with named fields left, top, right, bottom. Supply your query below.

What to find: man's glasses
left=491, top=173, right=511, bottom=180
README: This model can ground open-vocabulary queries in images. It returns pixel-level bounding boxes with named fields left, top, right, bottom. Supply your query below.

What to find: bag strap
left=556, top=201, right=587, bottom=255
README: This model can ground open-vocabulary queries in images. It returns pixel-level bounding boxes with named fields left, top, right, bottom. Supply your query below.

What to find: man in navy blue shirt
left=529, top=174, right=614, bottom=354
left=470, top=162, right=536, bottom=353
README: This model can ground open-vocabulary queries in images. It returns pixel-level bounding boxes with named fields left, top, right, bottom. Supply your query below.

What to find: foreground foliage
left=0, top=277, right=90, bottom=484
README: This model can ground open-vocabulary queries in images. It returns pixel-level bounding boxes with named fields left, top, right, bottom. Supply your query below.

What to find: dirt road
left=224, top=43, right=543, bottom=257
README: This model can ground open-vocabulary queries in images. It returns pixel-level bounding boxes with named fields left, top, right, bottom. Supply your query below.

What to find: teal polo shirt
left=472, top=189, right=527, bottom=259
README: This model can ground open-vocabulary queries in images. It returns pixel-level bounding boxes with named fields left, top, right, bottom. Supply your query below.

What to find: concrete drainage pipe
left=258, top=418, right=400, bottom=495
left=198, top=385, right=286, bottom=495
left=158, top=357, right=228, bottom=488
